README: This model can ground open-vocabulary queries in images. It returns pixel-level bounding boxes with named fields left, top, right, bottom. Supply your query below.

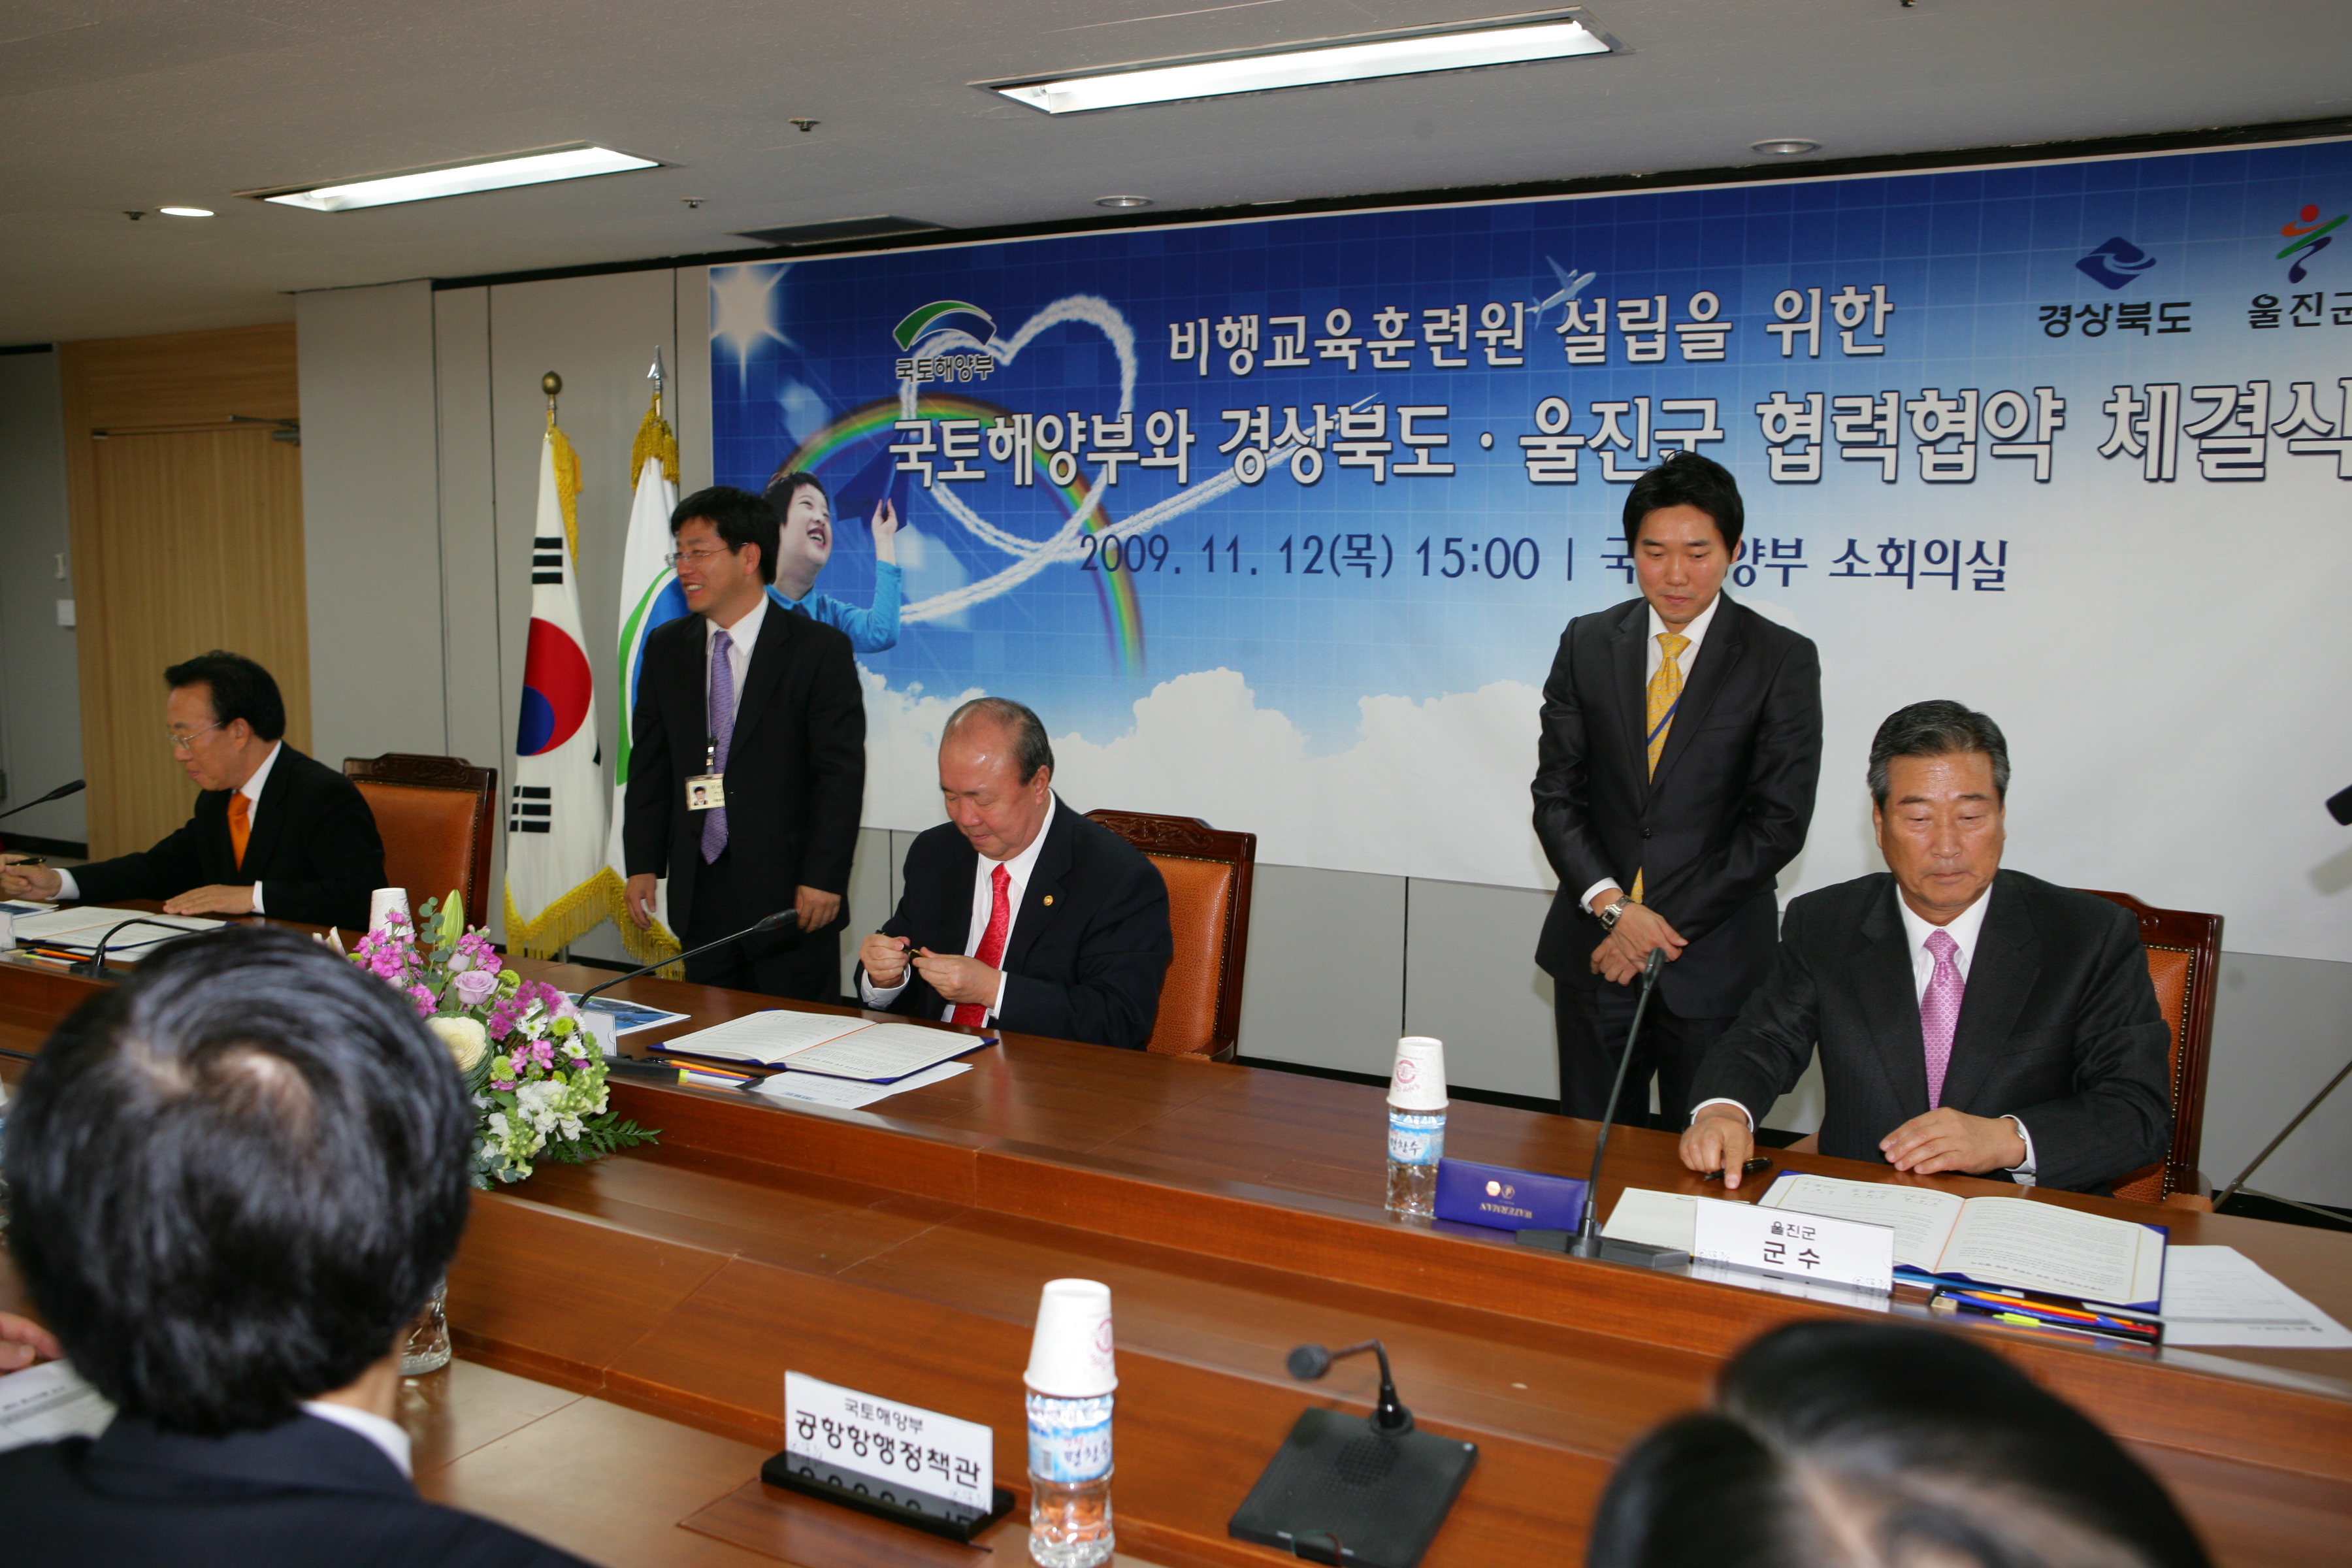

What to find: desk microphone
left=1288, top=1341, right=1413, bottom=1433
left=1516, top=947, right=1690, bottom=1268
left=72, top=917, right=203, bottom=979
left=575, top=908, right=796, bottom=1006
left=0, top=779, right=85, bottom=823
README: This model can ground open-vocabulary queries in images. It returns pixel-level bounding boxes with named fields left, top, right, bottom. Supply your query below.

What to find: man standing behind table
left=1682, top=702, right=2172, bottom=1194
left=854, top=698, right=1171, bottom=1050
left=0, top=651, right=383, bottom=931
left=1533, top=452, right=1823, bottom=1127
left=624, top=485, right=866, bottom=1000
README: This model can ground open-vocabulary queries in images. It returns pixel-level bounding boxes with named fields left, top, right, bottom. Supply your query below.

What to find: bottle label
left=1388, top=1109, right=1445, bottom=1167
left=1027, top=1392, right=1113, bottom=1483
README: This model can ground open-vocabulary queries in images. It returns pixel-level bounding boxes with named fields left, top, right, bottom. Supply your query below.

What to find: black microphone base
left=1228, top=1405, right=1477, bottom=1568
left=1514, top=1229, right=1691, bottom=1269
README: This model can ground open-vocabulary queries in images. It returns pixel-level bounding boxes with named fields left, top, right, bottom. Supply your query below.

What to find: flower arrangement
left=350, top=892, right=655, bottom=1187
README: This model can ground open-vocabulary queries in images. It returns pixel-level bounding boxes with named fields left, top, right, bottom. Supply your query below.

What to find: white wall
left=289, top=267, right=2352, bottom=1211
left=0, top=347, right=84, bottom=845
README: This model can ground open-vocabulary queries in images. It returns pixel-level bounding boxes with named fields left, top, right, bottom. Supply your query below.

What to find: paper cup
left=368, top=887, right=411, bottom=932
left=1388, top=1036, right=1448, bottom=1111
left=1024, top=1279, right=1117, bottom=1397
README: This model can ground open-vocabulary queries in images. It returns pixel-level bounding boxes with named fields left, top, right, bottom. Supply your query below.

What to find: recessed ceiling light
left=1094, top=195, right=1153, bottom=209
left=157, top=206, right=214, bottom=218
left=1751, top=139, right=1822, bottom=156
left=982, top=7, right=1622, bottom=116
left=243, top=144, right=661, bottom=213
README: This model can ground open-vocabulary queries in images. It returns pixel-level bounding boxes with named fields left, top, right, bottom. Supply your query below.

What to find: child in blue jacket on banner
left=761, top=468, right=902, bottom=653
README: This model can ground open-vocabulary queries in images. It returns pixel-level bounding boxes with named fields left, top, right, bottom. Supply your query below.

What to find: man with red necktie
left=1680, top=701, right=2173, bottom=1195
left=854, top=698, right=1171, bottom=1051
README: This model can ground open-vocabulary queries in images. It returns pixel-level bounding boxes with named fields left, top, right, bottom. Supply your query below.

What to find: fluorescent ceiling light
left=982, top=8, right=1622, bottom=116
left=246, top=144, right=659, bottom=213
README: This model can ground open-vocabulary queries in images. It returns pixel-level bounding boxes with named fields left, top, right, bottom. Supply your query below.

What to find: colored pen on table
left=1935, top=1290, right=2159, bottom=1341
left=1945, top=1285, right=2157, bottom=1330
left=1704, top=1158, right=1774, bottom=1182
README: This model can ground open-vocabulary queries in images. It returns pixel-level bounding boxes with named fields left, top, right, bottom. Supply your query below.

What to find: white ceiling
left=2, top=0, right=2347, bottom=343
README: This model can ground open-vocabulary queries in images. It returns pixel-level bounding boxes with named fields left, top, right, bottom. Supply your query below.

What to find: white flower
left=427, top=1015, right=489, bottom=1073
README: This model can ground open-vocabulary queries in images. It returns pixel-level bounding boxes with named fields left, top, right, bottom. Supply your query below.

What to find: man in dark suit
left=1682, top=702, right=2172, bottom=1194
left=0, top=926, right=589, bottom=1567
left=0, top=651, right=384, bottom=931
left=854, top=698, right=1171, bottom=1050
left=623, top=485, right=866, bottom=1000
left=1533, top=453, right=1823, bottom=1126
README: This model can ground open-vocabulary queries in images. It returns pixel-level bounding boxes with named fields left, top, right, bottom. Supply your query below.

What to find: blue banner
left=713, top=137, right=2352, bottom=961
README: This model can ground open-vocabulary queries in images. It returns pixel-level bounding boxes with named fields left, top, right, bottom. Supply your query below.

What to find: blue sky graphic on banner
left=713, top=138, right=2352, bottom=962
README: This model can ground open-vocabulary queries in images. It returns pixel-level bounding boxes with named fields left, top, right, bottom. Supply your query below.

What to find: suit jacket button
left=1642, top=828, right=1653, bottom=839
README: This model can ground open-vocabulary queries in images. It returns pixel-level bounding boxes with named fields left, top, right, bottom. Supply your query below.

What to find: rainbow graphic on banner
left=781, top=395, right=1145, bottom=672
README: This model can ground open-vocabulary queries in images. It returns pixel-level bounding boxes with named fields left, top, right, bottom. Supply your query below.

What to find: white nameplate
left=1691, top=1200, right=1895, bottom=1295
left=783, top=1370, right=992, bottom=1511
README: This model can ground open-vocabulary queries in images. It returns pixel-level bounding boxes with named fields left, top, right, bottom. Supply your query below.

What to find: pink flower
left=408, top=983, right=436, bottom=1018
left=452, top=968, right=499, bottom=1008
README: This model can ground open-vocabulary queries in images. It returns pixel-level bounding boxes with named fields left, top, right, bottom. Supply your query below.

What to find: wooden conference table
left=4, top=928, right=2351, bottom=1568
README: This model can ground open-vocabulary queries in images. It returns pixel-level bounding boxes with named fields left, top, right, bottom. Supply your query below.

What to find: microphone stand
left=1517, top=948, right=1690, bottom=1268
left=574, top=908, right=797, bottom=1008
left=71, top=917, right=205, bottom=979
left=1287, top=1341, right=1413, bottom=1433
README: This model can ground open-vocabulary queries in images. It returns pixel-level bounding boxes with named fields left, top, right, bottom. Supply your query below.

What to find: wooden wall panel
left=58, top=323, right=307, bottom=857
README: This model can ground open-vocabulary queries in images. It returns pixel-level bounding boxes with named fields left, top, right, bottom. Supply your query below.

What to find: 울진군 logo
left=2279, top=203, right=2347, bottom=284
left=2075, top=237, right=2157, bottom=290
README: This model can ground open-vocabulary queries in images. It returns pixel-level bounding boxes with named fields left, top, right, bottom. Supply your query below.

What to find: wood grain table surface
left=5, top=928, right=2351, bottom=1567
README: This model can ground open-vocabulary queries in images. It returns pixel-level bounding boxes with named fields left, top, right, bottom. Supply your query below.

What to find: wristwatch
left=1595, top=894, right=1633, bottom=931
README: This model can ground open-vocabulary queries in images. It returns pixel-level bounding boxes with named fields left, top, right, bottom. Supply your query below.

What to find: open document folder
left=653, top=1009, right=988, bottom=1083
left=8, top=907, right=225, bottom=954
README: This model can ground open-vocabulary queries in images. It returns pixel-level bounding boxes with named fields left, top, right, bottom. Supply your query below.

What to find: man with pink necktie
left=853, top=698, right=1171, bottom=1050
left=1680, top=701, right=2172, bottom=1194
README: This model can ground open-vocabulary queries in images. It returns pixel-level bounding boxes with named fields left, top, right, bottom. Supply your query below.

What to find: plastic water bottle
left=1384, top=1036, right=1449, bottom=1218
left=1026, top=1390, right=1115, bottom=1568
left=1386, top=1107, right=1445, bottom=1217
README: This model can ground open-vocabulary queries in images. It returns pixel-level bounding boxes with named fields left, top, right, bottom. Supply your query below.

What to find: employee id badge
left=685, top=774, right=727, bottom=810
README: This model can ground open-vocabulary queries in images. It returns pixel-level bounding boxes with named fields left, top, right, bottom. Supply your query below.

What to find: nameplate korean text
left=783, top=1370, right=992, bottom=1511
left=1690, top=1200, right=1895, bottom=1295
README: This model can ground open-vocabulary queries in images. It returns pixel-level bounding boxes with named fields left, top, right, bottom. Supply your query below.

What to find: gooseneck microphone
left=1572, top=947, right=1668, bottom=1258
left=73, top=917, right=201, bottom=979
left=1287, top=1340, right=1413, bottom=1433
left=575, top=908, right=797, bottom=1006
left=0, top=779, right=86, bottom=823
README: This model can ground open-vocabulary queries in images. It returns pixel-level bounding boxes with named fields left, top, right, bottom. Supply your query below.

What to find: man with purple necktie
left=1680, top=701, right=2172, bottom=1195
left=624, top=486, right=866, bottom=1000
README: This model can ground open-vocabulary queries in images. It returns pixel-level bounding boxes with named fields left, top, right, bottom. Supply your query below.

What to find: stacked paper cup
left=1386, top=1036, right=1449, bottom=1218
left=1024, top=1279, right=1117, bottom=1568
left=367, top=887, right=411, bottom=934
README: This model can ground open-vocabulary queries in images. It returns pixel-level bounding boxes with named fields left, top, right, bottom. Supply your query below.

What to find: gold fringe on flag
left=631, top=391, right=680, bottom=488
left=547, top=415, right=584, bottom=563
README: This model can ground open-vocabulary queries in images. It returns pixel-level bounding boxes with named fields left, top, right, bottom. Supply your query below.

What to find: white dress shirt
left=299, top=1399, right=413, bottom=1478
left=1693, top=881, right=2037, bottom=1178
left=704, top=593, right=768, bottom=731
left=1577, top=593, right=1723, bottom=915
left=858, top=793, right=1057, bottom=1023
left=54, top=742, right=282, bottom=913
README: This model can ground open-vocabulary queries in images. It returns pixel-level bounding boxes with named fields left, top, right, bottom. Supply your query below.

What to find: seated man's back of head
left=0, top=925, right=592, bottom=1567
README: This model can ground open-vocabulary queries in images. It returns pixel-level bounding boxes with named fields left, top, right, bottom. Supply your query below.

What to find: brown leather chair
left=1782, top=890, right=2221, bottom=1207
left=343, top=753, right=498, bottom=930
left=2083, top=889, right=2221, bottom=1205
left=1084, top=809, right=1255, bottom=1060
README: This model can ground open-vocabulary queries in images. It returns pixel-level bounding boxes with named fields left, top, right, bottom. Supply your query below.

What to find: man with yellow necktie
left=1532, top=453, right=1823, bottom=1126
left=0, top=652, right=384, bottom=932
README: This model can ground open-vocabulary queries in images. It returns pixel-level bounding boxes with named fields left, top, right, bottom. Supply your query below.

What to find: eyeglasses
left=664, top=545, right=736, bottom=570
left=166, top=717, right=227, bottom=752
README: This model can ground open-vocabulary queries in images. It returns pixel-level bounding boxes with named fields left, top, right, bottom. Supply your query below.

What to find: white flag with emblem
left=602, top=387, right=689, bottom=965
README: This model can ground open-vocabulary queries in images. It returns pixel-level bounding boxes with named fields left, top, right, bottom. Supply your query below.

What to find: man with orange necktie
left=0, top=652, right=383, bottom=931
left=1533, top=453, right=1823, bottom=1126
left=854, top=698, right=1171, bottom=1050
left=1680, top=702, right=2171, bottom=1194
